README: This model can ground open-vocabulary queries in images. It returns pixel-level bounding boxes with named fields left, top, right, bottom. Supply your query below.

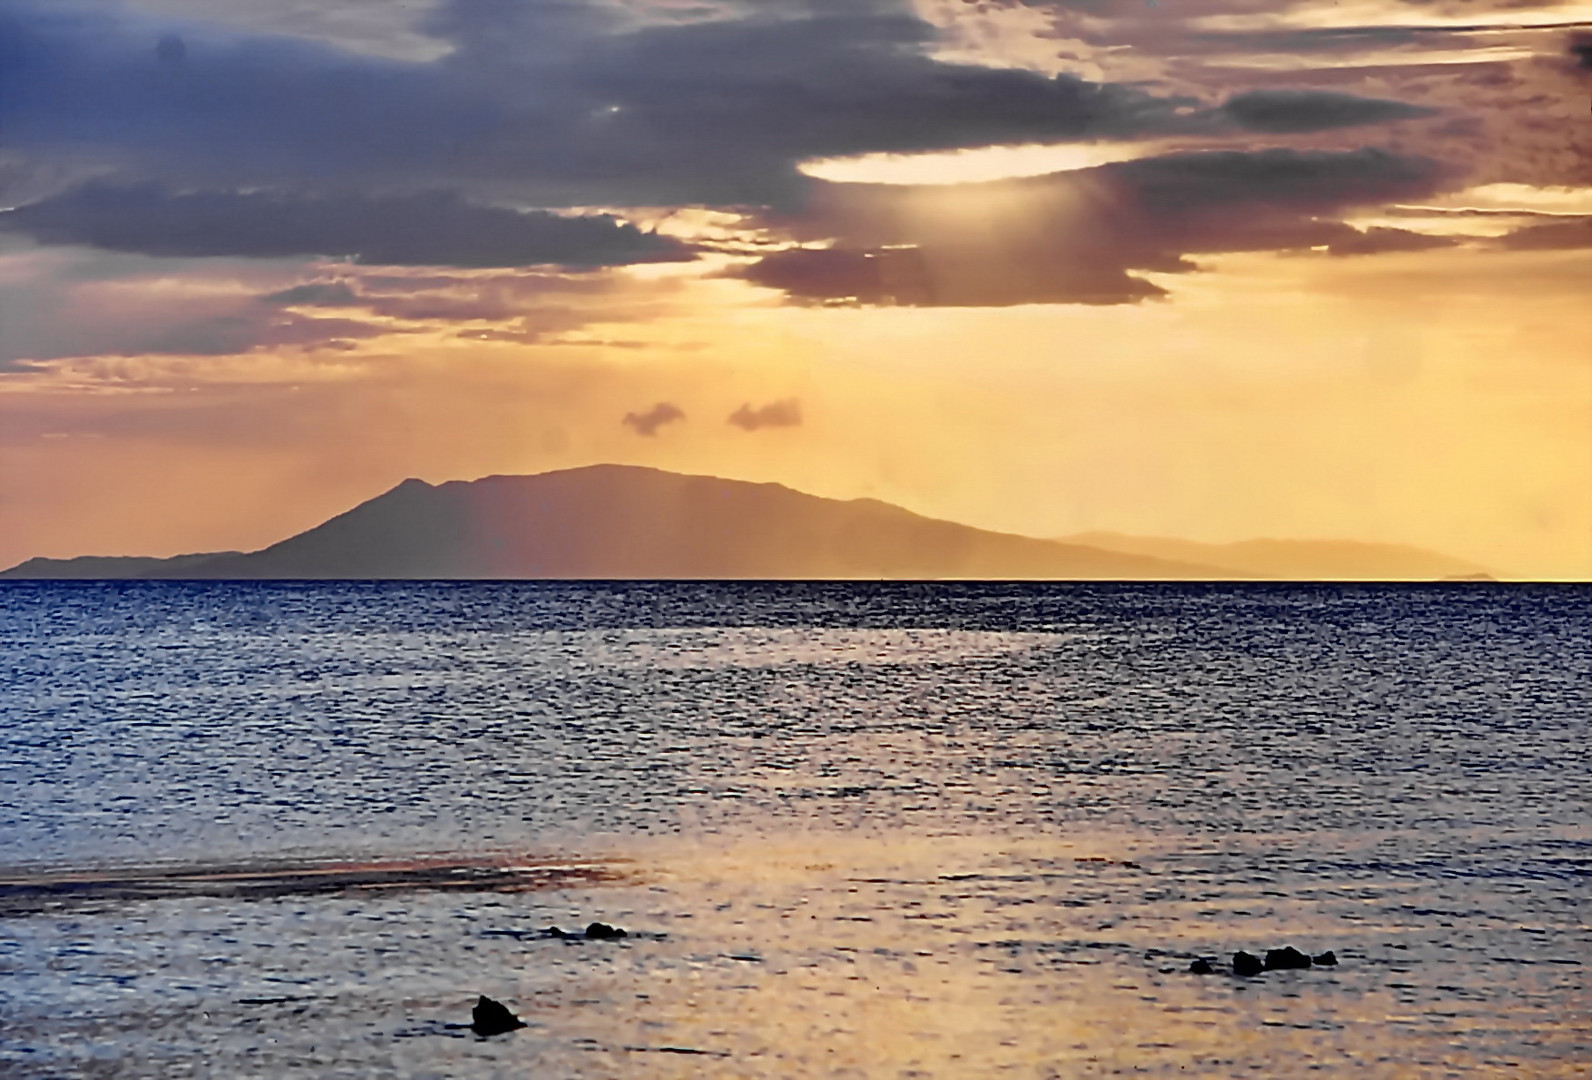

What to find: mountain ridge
left=154, top=464, right=1233, bottom=580
left=0, top=551, right=244, bottom=580
left=0, top=465, right=1490, bottom=581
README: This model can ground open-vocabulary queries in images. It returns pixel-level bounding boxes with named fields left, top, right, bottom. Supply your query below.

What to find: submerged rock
left=471, top=995, right=527, bottom=1037
left=1264, top=946, right=1313, bottom=971
left=1210, top=946, right=1338, bottom=978
left=539, top=922, right=628, bottom=940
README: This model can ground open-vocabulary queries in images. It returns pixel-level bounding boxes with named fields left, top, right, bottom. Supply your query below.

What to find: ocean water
left=0, top=581, right=1587, bottom=1078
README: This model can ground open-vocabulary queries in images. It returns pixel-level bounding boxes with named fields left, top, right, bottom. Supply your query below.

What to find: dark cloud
left=967, top=1, right=1587, bottom=190
left=0, top=0, right=1546, bottom=344
left=1107, top=147, right=1452, bottom=214
left=728, top=398, right=803, bottom=430
left=1219, top=89, right=1434, bottom=133
left=129, top=312, right=388, bottom=357
left=738, top=245, right=1169, bottom=306
left=0, top=0, right=1482, bottom=286
left=0, top=0, right=1213, bottom=209
left=0, top=301, right=387, bottom=366
left=1151, top=20, right=1584, bottom=68
left=250, top=263, right=691, bottom=347
left=572, top=14, right=1192, bottom=170
left=0, top=245, right=681, bottom=369
left=1496, top=218, right=1592, bottom=250
left=0, top=185, right=692, bottom=267
left=263, top=281, right=362, bottom=306
left=737, top=147, right=1456, bottom=306
left=0, top=2, right=484, bottom=190
left=263, top=276, right=535, bottom=323
left=1324, top=226, right=1460, bottom=256
left=986, top=0, right=1591, bottom=61
left=1571, top=33, right=1592, bottom=69
left=622, top=401, right=686, bottom=436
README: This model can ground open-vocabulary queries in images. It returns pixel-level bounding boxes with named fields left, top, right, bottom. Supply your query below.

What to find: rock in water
left=1264, top=946, right=1313, bottom=971
left=1189, top=958, right=1214, bottom=974
left=585, top=921, right=627, bottom=940
left=471, top=995, right=527, bottom=1036
left=1232, top=950, right=1264, bottom=977
left=1313, top=950, right=1338, bottom=966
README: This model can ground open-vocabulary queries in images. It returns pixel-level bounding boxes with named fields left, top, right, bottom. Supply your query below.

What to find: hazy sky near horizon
left=0, top=0, right=1588, bottom=577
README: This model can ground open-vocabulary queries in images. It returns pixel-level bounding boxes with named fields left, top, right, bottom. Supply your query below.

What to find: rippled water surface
left=1, top=582, right=1588, bottom=1077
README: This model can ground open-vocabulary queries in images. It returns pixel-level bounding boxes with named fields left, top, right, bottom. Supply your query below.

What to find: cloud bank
left=0, top=0, right=1443, bottom=214
left=1, top=185, right=692, bottom=268
left=0, top=0, right=1572, bottom=334
left=738, top=146, right=1456, bottom=306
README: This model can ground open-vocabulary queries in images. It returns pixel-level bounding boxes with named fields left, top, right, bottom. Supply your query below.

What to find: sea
left=0, top=581, right=1587, bottom=1078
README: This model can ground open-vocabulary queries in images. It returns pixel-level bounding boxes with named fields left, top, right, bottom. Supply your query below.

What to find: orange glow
left=799, top=142, right=1156, bottom=186
left=4, top=242, right=1587, bottom=579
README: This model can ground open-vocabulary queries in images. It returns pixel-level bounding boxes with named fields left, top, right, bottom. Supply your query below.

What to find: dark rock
left=1313, top=950, right=1338, bottom=966
left=471, top=995, right=527, bottom=1037
left=1189, top=958, right=1214, bottom=974
left=544, top=926, right=572, bottom=939
left=585, top=921, right=627, bottom=940
left=1264, top=946, right=1313, bottom=971
left=1232, top=950, right=1264, bottom=977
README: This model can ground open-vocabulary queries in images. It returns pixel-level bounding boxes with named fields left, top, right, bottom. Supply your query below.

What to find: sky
left=0, top=0, right=1588, bottom=578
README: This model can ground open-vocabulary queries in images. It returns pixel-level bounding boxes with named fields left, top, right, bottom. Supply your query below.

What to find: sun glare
left=799, top=142, right=1156, bottom=186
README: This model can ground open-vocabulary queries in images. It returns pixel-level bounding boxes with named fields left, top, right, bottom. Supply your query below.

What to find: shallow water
left=1, top=582, right=1588, bottom=1077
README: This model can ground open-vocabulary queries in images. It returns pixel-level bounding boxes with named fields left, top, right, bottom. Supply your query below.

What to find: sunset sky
left=0, top=0, right=1588, bottom=578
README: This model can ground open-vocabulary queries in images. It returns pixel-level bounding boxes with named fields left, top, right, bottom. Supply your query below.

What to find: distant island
left=1054, top=531, right=1495, bottom=583
left=1, top=465, right=1493, bottom=581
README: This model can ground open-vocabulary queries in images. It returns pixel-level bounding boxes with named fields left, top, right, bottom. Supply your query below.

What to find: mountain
left=1, top=466, right=1234, bottom=581
left=156, top=467, right=1237, bottom=580
left=0, top=552, right=240, bottom=579
left=1054, top=531, right=1494, bottom=581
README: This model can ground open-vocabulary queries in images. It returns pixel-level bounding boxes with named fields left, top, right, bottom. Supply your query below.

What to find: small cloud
left=728, top=398, right=803, bottom=431
left=622, top=401, right=685, bottom=437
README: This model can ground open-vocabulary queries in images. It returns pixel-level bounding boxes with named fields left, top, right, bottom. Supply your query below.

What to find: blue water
left=1, top=582, right=1588, bottom=1077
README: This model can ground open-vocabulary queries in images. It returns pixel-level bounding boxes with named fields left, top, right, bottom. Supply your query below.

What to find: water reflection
left=2, top=829, right=1586, bottom=1077
left=0, top=582, right=1587, bottom=1076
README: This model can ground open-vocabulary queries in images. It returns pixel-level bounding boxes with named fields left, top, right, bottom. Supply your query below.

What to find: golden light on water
left=463, top=829, right=1592, bottom=1078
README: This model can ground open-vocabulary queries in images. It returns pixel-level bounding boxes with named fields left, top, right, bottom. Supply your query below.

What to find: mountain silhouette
left=5, top=468, right=1489, bottom=581
left=2, top=466, right=1233, bottom=580
left=0, top=552, right=242, bottom=579
left=1055, top=531, right=1493, bottom=581
left=155, top=467, right=1234, bottom=579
